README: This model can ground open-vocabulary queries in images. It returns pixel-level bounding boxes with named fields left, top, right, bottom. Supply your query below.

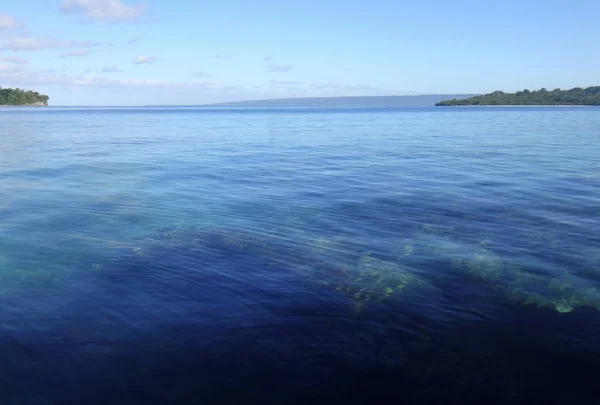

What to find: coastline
left=436, top=104, right=598, bottom=108
left=0, top=103, right=48, bottom=107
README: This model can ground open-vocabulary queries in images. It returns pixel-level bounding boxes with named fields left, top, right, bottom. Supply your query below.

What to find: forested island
left=436, top=86, right=600, bottom=106
left=0, top=87, right=49, bottom=106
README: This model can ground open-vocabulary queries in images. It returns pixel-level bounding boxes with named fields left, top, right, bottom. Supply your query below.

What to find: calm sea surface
left=1, top=107, right=599, bottom=404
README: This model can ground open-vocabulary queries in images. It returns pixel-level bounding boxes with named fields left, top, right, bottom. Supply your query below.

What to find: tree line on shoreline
left=0, top=87, right=49, bottom=106
left=436, top=86, right=600, bottom=106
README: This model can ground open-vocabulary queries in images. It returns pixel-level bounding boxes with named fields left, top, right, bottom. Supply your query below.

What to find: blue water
left=1, top=107, right=599, bottom=404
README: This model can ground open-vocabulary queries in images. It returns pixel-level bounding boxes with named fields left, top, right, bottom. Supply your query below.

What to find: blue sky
left=0, top=0, right=599, bottom=105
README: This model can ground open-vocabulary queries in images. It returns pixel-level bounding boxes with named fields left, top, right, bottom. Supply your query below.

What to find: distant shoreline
left=436, top=86, right=600, bottom=106
left=436, top=104, right=597, bottom=108
left=4, top=104, right=598, bottom=109
left=193, top=94, right=477, bottom=108
left=0, top=104, right=48, bottom=107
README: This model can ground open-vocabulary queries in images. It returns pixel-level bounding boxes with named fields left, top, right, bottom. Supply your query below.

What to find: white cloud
left=190, top=71, right=212, bottom=78
left=264, top=56, right=273, bottom=61
left=133, top=55, right=158, bottom=64
left=60, top=50, right=93, bottom=58
left=0, top=56, right=28, bottom=64
left=60, top=0, right=146, bottom=22
left=127, top=37, right=142, bottom=45
left=102, top=65, right=122, bottom=73
left=0, top=14, right=18, bottom=29
left=1, top=36, right=97, bottom=51
left=266, top=63, right=293, bottom=72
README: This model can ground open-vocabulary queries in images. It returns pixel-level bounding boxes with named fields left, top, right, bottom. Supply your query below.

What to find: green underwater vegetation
left=310, top=253, right=438, bottom=313
left=334, top=255, right=417, bottom=300
left=451, top=248, right=505, bottom=281
left=505, top=279, right=600, bottom=313
left=0, top=261, right=68, bottom=291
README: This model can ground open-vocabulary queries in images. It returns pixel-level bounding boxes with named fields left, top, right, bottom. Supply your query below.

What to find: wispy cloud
left=266, top=63, right=293, bottom=72
left=190, top=71, right=212, bottom=78
left=60, top=50, right=93, bottom=58
left=102, top=65, right=122, bottom=73
left=40, top=68, right=62, bottom=74
left=308, top=83, right=380, bottom=92
left=0, top=63, right=25, bottom=74
left=127, top=37, right=142, bottom=45
left=269, top=79, right=302, bottom=86
left=301, top=82, right=392, bottom=97
left=215, top=54, right=231, bottom=59
left=264, top=56, right=273, bottom=61
left=133, top=55, right=158, bottom=64
left=60, top=0, right=146, bottom=22
left=0, top=14, right=18, bottom=29
left=1, top=36, right=97, bottom=51
left=0, top=66, right=236, bottom=91
left=0, top=56, right=28, bottom=64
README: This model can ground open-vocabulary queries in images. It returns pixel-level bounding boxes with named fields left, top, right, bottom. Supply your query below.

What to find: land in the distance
left=8, top=86, right=599, bottom=108
left=436, top=86, right=600, bottom=106
left=196, top=94, right=476, bottom=108
left=0, top=87, right=49, bottom=106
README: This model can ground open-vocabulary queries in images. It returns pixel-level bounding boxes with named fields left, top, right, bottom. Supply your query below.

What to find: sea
left=0, top=106, right=599, bottom=404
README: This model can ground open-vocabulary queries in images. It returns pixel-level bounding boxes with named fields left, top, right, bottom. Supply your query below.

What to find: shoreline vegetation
left=436, top=86, right=600, bottom=106
left=0, top=87, right=49, bottom=106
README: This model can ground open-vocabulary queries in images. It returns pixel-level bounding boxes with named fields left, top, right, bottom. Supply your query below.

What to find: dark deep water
left=1, top=106, right=599, bottom=404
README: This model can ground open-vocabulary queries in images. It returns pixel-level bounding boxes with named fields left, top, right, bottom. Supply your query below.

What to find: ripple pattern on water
left=1, top=107, right=600, bottom=403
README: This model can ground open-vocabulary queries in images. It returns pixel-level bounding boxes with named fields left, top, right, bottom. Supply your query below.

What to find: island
left=0, top=87, right=49, bottom=106
left=436, top=86, right=600, bottom=106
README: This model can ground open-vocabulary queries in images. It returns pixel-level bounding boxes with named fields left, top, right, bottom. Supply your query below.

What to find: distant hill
left=199, top=94, right=477, bottom=108
left=436, top=86, right=600, bottom=106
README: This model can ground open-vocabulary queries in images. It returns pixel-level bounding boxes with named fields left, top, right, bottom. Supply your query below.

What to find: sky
left=0, top=0, right=599, bottom=105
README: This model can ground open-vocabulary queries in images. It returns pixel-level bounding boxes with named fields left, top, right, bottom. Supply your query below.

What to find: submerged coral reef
left=3, top=220, right=596, bottom=316
left=115, top=225, right=600, bottom=314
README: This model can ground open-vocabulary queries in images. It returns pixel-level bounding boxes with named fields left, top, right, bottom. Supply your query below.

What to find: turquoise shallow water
left=1, top=106, right=600, bottom=404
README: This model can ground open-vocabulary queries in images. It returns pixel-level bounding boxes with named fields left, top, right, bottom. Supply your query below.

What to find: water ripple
left=1, top=107, right=600, bottom=403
